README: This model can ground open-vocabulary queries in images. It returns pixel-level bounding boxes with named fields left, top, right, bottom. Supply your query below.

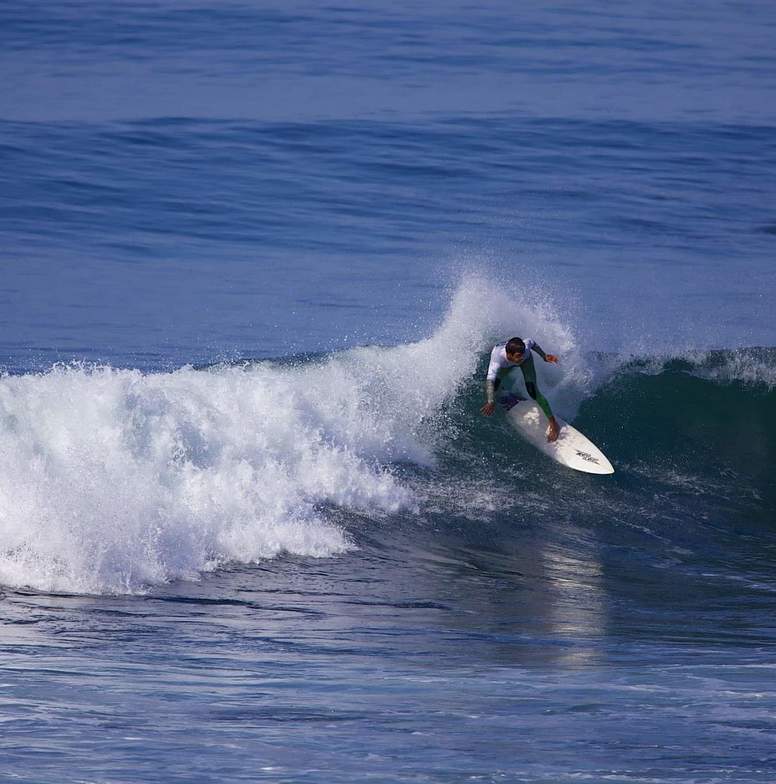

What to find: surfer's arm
left=481, top=381, right=497, bottom=415
left=485, top=378, right=496, bottom=405
left=483, top=350, right=503, bottom=406
left=482, top=362, right=500, bottom=415
left=531, top=343, right=558, bottom=363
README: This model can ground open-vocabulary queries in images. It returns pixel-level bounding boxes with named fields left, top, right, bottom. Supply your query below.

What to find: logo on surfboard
left=575, top=449, right=600, bottom=464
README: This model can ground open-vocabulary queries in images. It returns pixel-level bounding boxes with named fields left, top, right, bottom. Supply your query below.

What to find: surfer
left=480, top=337, right=561, bottom=442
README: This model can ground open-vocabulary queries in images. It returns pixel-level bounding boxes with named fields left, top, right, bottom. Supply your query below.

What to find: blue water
left=2, top=2, right=776, bottom=782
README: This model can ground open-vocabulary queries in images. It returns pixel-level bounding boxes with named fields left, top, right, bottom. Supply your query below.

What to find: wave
left=1, top=275, right=773, bottom=594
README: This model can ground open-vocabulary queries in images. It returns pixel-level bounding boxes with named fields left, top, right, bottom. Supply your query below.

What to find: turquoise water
left=2, top=2, right=776, bottom=782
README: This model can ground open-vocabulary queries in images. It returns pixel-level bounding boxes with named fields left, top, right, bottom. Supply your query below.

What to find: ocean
left=2, top=2, right=776, bottom=782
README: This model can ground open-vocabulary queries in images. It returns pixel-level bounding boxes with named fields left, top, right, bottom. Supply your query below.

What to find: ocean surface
left=2, top=2, right=776, bottom=782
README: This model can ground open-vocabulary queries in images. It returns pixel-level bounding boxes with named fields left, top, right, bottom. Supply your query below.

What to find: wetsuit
left=485, top=340, right=554, bottom=419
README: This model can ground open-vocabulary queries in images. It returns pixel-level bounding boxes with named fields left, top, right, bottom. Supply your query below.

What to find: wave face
left=1, top=277, right=774, bottom=595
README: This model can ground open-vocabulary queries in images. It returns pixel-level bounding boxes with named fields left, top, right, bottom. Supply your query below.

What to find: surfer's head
left=505, top=337, right=525, bottom=360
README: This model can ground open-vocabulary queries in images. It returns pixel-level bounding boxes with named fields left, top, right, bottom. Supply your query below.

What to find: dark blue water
left=2, top=2, right=776, bottom=782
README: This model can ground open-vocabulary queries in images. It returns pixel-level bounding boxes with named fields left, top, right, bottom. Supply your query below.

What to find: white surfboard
left=503, top=397, right=614, bottom=475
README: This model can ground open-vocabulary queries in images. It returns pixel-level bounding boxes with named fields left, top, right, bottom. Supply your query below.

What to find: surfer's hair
left=505, top=337, right=526, bottom=356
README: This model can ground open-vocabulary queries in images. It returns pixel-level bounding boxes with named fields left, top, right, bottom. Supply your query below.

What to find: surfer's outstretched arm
left=531, top=343, right=558, bottom=364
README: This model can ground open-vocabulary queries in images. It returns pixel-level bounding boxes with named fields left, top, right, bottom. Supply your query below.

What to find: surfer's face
left=506, top=352, right=522, bottom=363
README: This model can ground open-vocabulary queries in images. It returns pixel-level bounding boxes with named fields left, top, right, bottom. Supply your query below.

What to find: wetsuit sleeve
left=485, top=379, right=496, bottom=404
left=484, top=348, right=502, bottom=404
left=531, top=342, right=547, bottom=361
left=485, top=351, right=501, bottom=382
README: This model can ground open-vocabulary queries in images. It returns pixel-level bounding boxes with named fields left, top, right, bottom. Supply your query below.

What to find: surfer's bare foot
left=547, top=417, right=560, bottom=442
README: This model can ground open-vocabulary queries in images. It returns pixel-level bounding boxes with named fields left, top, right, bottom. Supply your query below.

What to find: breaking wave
left=1, top=275, right=773, bottom=594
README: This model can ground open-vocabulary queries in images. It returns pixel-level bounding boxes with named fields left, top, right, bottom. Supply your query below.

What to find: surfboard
left=501, top=395, right=614, bottom=475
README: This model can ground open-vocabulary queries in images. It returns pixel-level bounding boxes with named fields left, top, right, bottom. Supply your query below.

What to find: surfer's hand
left=545, top=354, right=559, bottom=364
left=480, top=402, right=496, bottom=416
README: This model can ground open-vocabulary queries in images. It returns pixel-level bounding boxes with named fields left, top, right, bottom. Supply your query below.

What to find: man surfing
left=480, top=337, right=561, bottom=442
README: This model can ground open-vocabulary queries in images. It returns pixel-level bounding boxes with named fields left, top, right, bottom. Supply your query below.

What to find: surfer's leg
left=520, top=356, right=554, bottom=419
